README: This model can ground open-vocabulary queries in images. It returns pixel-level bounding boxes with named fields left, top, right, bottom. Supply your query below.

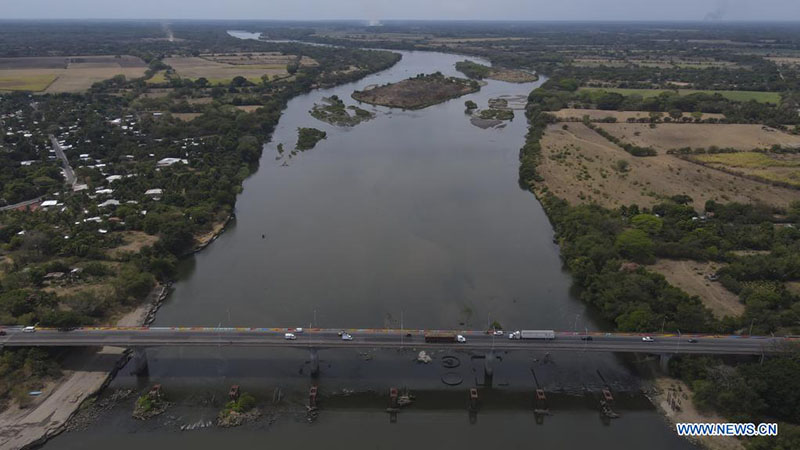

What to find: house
left=41, top=200, right=58, bottom=208
left=98, top=199, right=120, bottom=208
left=156, top=158, right=188, bottom=167
left=144, top=188, right=163, bottom=197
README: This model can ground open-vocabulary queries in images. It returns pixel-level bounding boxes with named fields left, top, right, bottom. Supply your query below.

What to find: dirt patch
left=107, top=231, right=159, bottom=258
left=536, top=123, right=799, bottom=210
left=552, top=109, right=724, bottom=122
left=648, top=259, right=743, bottom=319
left=648, top=377, right=744, bottom=450
left=787, top=282, right=800, bottom=296
left=352, top=74, right=479, bottom=110
left=171, top=112, right=203, bottom=121
left=596, top=123, right=800, bottom=152
left=234, top=105, right=262, bottom=112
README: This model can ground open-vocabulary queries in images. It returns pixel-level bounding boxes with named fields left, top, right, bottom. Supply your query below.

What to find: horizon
left=4, top=0, right=800, bottom=22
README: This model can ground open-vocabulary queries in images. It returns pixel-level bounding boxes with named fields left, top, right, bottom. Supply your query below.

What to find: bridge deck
left=0, top=328, right=788, bottom=355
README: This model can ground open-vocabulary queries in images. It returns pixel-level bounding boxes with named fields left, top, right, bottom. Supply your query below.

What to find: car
left=642, top=336, right=654, bottom=342
left=284, top=333, right=297, bottom=340
left=688, top=338, right=698, bottom=343
left=580, top=335, right=593, bottom=341
left=456, top=335, right=467, bottom=343
left=492, top=330, right=504, bottom=336
left=293, top=328, right=304, bottom=334
left=341, top=333, right=353, bottom=341
left=0, top=330, right=6, bottom=336
left=337, top=330, right=344, bottom=336
left=405, top=332, right=412, bottom=338
left=22, top=326, right=36, bottom=333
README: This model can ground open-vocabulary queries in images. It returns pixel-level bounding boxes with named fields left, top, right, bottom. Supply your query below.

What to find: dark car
left=580, top=335, right=593, bottom=341
left=0, top=330, right=6, bottom=336
left=688, top=338, right=698, bottom=343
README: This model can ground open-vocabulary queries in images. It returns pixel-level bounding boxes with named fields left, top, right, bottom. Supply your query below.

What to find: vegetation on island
left=217, top=392, right=259, bottom=427
left=296, top=127, right=327, bottom=150
left=352, top=72, right=480, bottom=110
left=310, top=95, right=374, bottom=127
left=455, top=60, right=538, bottom=83
left=132, top=389, right=169, bottom=420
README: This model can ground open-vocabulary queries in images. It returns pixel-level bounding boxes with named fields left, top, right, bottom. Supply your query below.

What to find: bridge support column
left=659, top=353, right=672, bottom=373
left=309, top=348, right=320, bottom=378
left=483, top=351, right=494, bottom=387
left=130, top=347, right=149, bottom=377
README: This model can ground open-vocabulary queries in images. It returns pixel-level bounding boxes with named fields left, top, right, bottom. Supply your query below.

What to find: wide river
left=47, top=33, right=693, bottom=449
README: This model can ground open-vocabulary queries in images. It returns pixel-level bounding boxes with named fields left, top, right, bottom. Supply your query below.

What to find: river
left=44, top=32, right=693, bottom=449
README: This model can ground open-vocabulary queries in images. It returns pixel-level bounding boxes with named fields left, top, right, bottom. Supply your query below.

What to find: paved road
left=49, top=134, right=76, bottom=187
left=0, top=328, right=789, bottom=355
left=0, top=196, right=43, bottom=212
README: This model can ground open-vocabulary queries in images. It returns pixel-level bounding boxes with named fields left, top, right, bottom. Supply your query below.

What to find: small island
left=217, top=391, right=260, bottom=427
left=468, top=97, right=515, bottom=129
left=351, top=72, right=480, bottom=110
left=310, top=95, right=375, bottom=127
left=132, top=385, right=169, bottom=420
left=455, top=60, right=538, bottom=83
left=296, top=127, right=327, bottom=150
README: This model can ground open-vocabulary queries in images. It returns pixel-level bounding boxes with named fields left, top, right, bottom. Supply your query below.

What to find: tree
left=615, top=228, right=654, bottom=263
left=631, top=214, right=663, bottom=235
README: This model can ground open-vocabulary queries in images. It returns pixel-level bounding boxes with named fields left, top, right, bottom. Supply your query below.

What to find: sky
left=2, top=0, right=799, bottom=21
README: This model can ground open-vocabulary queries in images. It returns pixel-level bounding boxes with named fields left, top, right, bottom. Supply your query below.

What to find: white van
left=284, top=333, right=297, bottom=340
left=22, top=326, right=36, bottom=333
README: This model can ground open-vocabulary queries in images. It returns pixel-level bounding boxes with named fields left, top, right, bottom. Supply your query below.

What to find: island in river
left=310, top=95, right=375, bottom=126
left=351, top=72, right=480, bottom=110
left=455, top=60, right=539, bottom=83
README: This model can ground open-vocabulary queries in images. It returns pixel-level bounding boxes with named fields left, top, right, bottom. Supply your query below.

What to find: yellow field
left=596, top=123, right=800, bottom=151
left=0, top=73, right=58, bottom=91
left=0, top=55, right=148, bottom=93
left=692, top=152, right=800, bottom=187
left=146, top=70, right=169, bottom=84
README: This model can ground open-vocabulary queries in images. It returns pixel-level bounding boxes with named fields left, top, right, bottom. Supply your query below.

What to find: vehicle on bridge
left=508, top=330, right=555, bottom=340
left=284, top=333, right=297, bottom=340
left=424, top=332, right=466, bottom=343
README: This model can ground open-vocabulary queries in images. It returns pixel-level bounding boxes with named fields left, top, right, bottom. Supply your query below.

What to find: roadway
left=49, top=134, right=76, bottom=187
left=0, top=327, right=789, bottom=355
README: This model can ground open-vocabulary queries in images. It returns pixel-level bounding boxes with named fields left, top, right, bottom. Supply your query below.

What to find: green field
left=579, top=87, right=782, bottom=104
left=0, top=73, right=59, bottom=92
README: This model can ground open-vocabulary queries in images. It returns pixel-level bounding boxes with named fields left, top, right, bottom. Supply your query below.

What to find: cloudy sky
left=3, top=0, right=798, bottom=21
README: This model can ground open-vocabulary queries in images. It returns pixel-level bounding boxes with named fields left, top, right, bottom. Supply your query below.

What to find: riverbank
left=0, top=285, right=168, bottom=450
left=647, top=377, right=744, bottom=450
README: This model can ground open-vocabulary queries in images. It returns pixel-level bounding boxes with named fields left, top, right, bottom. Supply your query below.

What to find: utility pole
left=677, top=329, right=681, bottom=354
left=400, top=311, right=404, bottom=348
left=749, top=319, right=755, bottom=336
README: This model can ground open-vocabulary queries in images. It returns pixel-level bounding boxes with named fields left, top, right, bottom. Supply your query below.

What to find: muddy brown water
left=44, top=32, right=694, bottom=449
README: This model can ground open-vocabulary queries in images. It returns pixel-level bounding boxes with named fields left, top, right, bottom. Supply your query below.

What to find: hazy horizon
left=3, top=0, right=799, bottom=22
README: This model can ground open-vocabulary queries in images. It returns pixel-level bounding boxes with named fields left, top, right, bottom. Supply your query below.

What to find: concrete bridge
left=1, top=326, right=788, bottom=355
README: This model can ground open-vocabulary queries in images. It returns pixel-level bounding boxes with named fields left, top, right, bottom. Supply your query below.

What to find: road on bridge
left=0, top=327, right=789, bottom=355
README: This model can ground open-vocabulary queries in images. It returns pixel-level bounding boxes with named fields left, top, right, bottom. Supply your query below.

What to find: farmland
left=551, top=108, right=724, bottom=122
left=163, top=52, right=314, bottom=84
left=595, top=123, right=800, bottom=152
left=578, top=87, right=782, bottom=104
left=0, top=55, right=147, bottom=92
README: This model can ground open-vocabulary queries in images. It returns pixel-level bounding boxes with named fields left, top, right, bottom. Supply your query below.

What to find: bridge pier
left=309, top=348, right=320, bottom=378
left=483, top=351, right=494, bottom=387
left=130, top=347, right=149, bottom=377
left=659, top=353, right=672, bottom=373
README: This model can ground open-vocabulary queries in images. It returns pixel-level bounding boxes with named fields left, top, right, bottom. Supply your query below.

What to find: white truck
left=508, top=330, right=555, bottom=340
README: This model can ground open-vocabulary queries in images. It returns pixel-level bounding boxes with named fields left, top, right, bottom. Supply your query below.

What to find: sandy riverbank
left=0, top=286, right=167, bottom=450
left=648, top=377, right=744, bottom=450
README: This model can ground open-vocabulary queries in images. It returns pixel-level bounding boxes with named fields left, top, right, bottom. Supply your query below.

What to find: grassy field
left=534, top=123, right=798, bottom=210
left=146, top=70, right=169, bottom=84
left=579, top=87, right=781, bottom=104
left=692, top=152, right=800, bottom=187
left=164, top=55, right=291, bottom=85
left=0, top=73, right=58, bottom=91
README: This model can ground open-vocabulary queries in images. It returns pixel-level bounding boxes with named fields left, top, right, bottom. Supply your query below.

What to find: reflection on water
left=44, top=34, right=694, bottom=450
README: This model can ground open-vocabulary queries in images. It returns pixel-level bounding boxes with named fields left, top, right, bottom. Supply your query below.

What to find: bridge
left=1, top=326, right=787, bottom=355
